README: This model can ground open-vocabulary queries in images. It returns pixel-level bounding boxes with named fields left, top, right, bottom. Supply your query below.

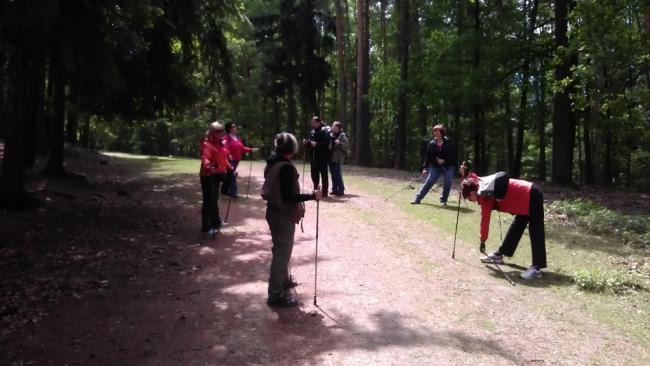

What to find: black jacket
left=422, top=137, right=456, bottom=169
left=308, top=125, right=331, bottom=162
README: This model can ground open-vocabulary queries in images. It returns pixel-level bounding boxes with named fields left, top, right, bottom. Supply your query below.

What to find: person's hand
left=459, top=161, right=468, bottom=177
left=334, top=139, right=340, bottom=145
left=252, top=147, right=259, bottom=152
left=420, top=169, right=427, bottom=177
left=314, top=189, right=323, bottom=200
left=303, top=138, right=309, bottom=145
left=437, top=158, right=444, bottom=165
left=479, top=241, right=486, bottom=253
left=310, top=141, right=317, bottom=147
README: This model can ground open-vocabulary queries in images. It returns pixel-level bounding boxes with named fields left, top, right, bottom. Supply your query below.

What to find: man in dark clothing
left=411, top=123, right=457, bottom=206
left=303, top=116, right=331, bottom=197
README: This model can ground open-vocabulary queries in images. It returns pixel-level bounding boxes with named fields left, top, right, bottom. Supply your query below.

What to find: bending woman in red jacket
left=461, top=171, right=546, bottom=280
left=199, top=121, right=233, bottom=235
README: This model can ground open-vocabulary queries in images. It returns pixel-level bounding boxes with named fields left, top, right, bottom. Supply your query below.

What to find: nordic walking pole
left=245, top=152, right=253, bottom=198
left=313, top=198, right=320, bottom=306
left=480, top=246, right=516, bottom=286
left=452, top=161, right=467, bottom=259
left=498, top=211, right=503, bottom=242
left=384, top=175, right=422, bottom=202
left=224, top=196, right=232, bottom=224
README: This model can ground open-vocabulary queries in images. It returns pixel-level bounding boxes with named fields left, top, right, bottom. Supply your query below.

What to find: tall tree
left=394, top=0, right=411, bottom=170
left=335, top=0, right=348, bottom=123
left=354, top=0, right=371, bottom=165
left=551, top=0, right=576, bottom=184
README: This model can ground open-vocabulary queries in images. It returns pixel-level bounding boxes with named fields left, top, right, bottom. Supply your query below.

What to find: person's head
left=331, top=121, right=342, bottom=133
left=461, top=177, right=479, bottom=202
left=274, top=132, right=298, bottom=157
left=311, top=116, right=322, bottom=129
left=433, top=124, right=445, bottom=139
left=207, top=121, right=225, bottom=140
left=225, top=122, right=237, bottom=134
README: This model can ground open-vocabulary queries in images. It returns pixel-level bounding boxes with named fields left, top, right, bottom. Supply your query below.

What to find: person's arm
left=315, top=128, right=330, bottom=147
left=200, top=141, right=217, bottom=174
left=422, top=141, right=434, bottom=170
left=279, top=164, right=316, bottom=202
left=479, top=198, right=493, bottom=242
left=338, top=133, right=348, bottom=151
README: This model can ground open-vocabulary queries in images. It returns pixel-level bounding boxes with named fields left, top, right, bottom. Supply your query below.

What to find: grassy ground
left=344, top=165, right=650, bottom=346
left=100, top=153, right=650, bottom=346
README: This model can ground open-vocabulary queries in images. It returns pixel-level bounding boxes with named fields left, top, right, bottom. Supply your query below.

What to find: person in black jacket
left=263, top=132, right=322, bottom=308
left=303, top=116, right=331, bottom=197
left=411, top=124, right=456, bottom=206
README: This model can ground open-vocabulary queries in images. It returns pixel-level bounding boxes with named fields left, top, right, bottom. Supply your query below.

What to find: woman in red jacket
left=461, top=171, right=546, bottom=280
left=199, top=122, right=233, bottom=235
left=222, top=122, right=254, bottom=198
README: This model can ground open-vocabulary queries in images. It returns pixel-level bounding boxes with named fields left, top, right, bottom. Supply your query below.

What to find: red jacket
left=199, top=137, right=231, bottom=176
left=225, top=134, right=252, bottom=161
left=469, top=173, right=532, bottom=242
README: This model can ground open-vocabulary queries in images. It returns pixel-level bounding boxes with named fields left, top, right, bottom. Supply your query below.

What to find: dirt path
left=2, top=158, right=648, bottom=365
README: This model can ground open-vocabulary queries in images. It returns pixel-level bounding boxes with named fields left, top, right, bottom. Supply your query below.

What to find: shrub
left=573, top=268, right=640, bottom=294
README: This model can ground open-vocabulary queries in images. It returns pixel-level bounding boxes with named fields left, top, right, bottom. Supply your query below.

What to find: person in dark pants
left=303, top=116, right=331, bottom=197
left=411, top=123, right=456, bottom=206
left=328, top=121, right=348, bottom=196
left=262, top=132, right=322, bottom=307
left=199, top=121, right=232, bottom=235
left=461, top=170, right=546, bottom=280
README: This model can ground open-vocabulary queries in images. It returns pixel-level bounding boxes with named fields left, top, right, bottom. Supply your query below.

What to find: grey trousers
left=266, top=208, right=296, bottom=301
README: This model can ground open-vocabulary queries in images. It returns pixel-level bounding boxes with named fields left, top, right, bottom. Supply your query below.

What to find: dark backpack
left=478, top=171, right=509, bottom=199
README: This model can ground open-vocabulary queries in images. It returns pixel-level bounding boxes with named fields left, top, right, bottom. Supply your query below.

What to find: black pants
left=311, top=159, right=329, bottom=193
left=200, top=174, right=223, bottom=232
left=498, top=185, right=546, bottom=268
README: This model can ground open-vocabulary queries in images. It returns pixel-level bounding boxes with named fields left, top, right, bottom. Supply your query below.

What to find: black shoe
left=266, top=296, right=299, bottom=308
left=283, top=279, right=298, bottom=289
left=410, top=200, right=420, bottom=204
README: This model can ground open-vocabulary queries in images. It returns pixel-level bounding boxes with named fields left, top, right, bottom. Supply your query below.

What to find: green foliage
left=573, top=268, right=640, bottom=294
left=547, top=198, right=650, bottom=248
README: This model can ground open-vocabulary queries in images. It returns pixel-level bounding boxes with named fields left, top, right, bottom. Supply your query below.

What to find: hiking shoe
left=480, top=252, right=504, bottom=264
left=520, top=266, right=542, bottom=280
left=440, top=201, right=448, bottom=207
left=207, top=228, right=220, bottom=236
left=266, top=296, right=299, bottom=308
left=410, top=200, right=420, bottom=204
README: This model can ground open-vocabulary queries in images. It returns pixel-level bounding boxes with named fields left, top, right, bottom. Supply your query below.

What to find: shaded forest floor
left=1, top=148, right=649, bottom=365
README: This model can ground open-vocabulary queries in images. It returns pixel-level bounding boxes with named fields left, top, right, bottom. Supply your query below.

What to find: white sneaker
left=480, top=252, right=504, bottom=264
left=520, top=266, right=542, bottom=280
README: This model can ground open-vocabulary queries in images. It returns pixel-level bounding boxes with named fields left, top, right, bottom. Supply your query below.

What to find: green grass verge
left=343, top=166, right=650, bottom=346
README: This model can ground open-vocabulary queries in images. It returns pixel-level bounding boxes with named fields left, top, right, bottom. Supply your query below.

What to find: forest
left=2, top=0, right=650, bottom=208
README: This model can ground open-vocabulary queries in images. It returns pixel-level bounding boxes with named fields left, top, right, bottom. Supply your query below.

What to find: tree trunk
left=505, top=84, right=514, bottom=172
left=0, top=53, right=29, bottom=207
left=23, top=52, right=45, bottom=168
left=335, top=0, right=347, bottom=124
left=536, top=60, right=547, bottom=181
left=551, top=0, right=576, bottom=185
left=80, top=116, right=91, bottom=148
left=287, top=82, right=296, bottom=136
left=582, top=95, right=593, bottom=185
left=513, top=0, right=539, bottom=178
left=471, top=0, right=485, bottom=174
left=44, top=60, right=66, bottom=176
left=394, top=0, right=410, bottom=170
left=66, top=79, right=80, bottom=144
left=354, top=0, right=371, bottom=166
